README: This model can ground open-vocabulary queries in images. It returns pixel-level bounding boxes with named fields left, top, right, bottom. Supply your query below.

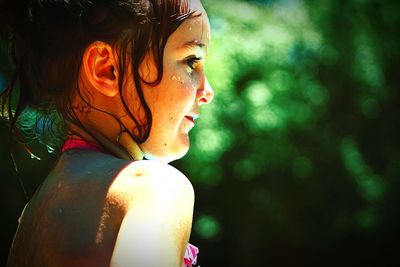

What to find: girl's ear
left=82, top=41, right=119, bottom=97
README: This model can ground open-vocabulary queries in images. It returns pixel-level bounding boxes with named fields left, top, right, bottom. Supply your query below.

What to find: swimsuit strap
left=61, top=139, right=105, bottom=153
left=184, top=243, right=199, bottom=267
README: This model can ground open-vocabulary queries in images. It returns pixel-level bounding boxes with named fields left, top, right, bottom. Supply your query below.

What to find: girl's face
left=135, top=0, right=214, bottom=162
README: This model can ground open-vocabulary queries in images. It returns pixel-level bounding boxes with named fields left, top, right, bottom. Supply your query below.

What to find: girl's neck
left=65, top=125, right=144, bottom=161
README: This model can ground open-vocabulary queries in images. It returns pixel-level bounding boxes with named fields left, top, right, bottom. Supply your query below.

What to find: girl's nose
left=197, top=77, right=214, bottom=105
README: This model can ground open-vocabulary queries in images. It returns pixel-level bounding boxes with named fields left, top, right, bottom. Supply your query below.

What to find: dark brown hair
left=0, top=0, right=196, bottom=150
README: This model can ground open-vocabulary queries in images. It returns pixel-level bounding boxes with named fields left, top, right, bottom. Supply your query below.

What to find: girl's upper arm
left=109, top=160, right=195, bottom=267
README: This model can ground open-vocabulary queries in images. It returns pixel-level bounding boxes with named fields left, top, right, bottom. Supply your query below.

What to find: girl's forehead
left=189, top=0, right=205, bottom=12
left=168, top=13, right=210, bottom=50
left=188, top=0, right=209, bottom=30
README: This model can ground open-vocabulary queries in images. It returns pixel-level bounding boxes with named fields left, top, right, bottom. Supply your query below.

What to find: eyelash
left=186, top=56, right=203, bottom=70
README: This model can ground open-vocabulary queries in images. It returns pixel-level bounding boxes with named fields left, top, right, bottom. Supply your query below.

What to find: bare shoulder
left=120, top=160, right=190, bottom=182
left=109, top=160, right=195, bottom=208
left=110, top=160, right=195, bottom=267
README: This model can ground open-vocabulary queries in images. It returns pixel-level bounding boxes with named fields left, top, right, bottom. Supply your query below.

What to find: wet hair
left=0, top=0, right=197, bottom=150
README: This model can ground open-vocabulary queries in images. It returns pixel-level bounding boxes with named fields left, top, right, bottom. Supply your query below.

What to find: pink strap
left=184, top=243, right=199, bottom=267
left=61, top=139, right=104, bottom=153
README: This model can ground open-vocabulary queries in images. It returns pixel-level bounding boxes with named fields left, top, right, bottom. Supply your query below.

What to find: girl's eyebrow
left=181, top=40, right=206, bottom=49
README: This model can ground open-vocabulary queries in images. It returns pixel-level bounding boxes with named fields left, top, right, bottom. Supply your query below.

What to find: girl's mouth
left=185, top=114, right=199, bottom=124
left=185, top=116, right=195, bottom=124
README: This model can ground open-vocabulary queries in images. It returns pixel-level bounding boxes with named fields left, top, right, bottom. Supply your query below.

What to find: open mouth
left=185, top=116, right=195, bottom=124
left=185, top=115, right=199, bottom=124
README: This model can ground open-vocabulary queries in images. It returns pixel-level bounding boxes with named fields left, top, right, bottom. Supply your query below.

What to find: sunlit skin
left=7, top=1, right=213, bottom=267
left=73, top=0, right=211, bottom=266
left=139, top=3, right=214, bottom=161
left=75, top=0, right=214, bottom=163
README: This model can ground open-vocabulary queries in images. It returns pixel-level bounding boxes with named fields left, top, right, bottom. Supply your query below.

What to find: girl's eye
left=186, top=56, right=203, bottom=70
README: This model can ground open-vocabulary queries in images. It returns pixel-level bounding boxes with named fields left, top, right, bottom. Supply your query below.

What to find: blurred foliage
left=1, top=0, right=400, bottom=266
left=175, top=0, right=400, bottom=266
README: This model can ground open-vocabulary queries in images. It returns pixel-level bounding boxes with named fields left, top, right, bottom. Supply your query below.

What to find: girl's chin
left=143, top=143, right=190, bottom=163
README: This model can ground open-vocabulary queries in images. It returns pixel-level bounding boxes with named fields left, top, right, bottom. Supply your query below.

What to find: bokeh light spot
left=245, top=81, right=272, bottom=107
left=356, top=208, right=377, bottom=230
left=340, top=137, right=385, bottom=201
left=292, top=156, right=313, bottom=178
left=194, top=215, right=221, bottom=240
left=361, top=98, right=380, bottom=119
left=234, top=159, right=257, bottom=180
left=197, top=164, right=223, bottom=187
left=268, top=69, right=293, bottom=92
left=195, top=128, right=233, bottom=162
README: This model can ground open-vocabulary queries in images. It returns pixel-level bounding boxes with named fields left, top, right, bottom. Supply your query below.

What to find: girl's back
left=8, top=150, right=130, bottom=267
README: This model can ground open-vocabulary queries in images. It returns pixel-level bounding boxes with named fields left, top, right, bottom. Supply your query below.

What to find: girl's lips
left=185, top=116, right=195, bottom=124
left=185, top=114, right=199, bottom=124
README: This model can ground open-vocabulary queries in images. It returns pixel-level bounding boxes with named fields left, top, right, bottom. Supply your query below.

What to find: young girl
left=0, top=0, right=214, bottom=266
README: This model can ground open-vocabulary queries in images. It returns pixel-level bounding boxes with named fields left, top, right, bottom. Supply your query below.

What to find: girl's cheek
left=183, top=80, right=197, bottom=94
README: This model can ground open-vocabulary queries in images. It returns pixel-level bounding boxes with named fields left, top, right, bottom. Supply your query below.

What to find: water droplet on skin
left=172, top=76, right=177, bottom=80
left=190, top=19, right=201, bottom=26
left=29, top=153, right=41, bottom=160
left=181, top=79, right=184, bottom=84
left=46, top=145, right=55, bottom=153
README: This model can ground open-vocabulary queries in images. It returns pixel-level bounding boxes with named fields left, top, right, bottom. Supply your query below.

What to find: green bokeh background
left=1, top=0, right=399, bottom=266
